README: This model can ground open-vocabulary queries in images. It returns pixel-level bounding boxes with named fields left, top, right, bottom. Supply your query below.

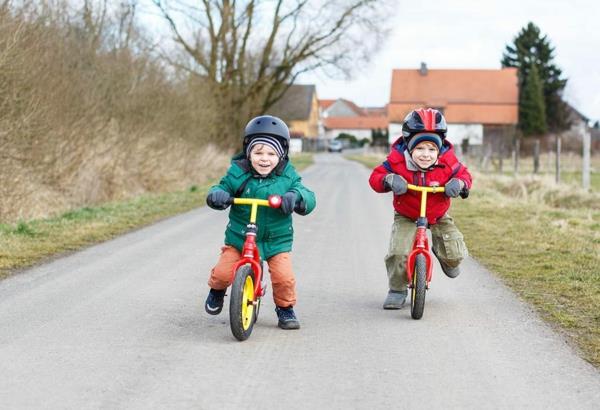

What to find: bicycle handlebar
left=406, top=184, right=445, bottom=193
left=226, top=195, right=282, bottom=224
left=225, top=195, right=282, bottom=208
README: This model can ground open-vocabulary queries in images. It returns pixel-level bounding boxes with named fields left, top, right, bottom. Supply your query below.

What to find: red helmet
left=401, top=108, right=447, bottom=140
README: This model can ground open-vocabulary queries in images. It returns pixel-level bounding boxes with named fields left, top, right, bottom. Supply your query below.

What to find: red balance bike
left=405, top=183, right=445, bottom=320
left=226, top=195, right=282, bottom=341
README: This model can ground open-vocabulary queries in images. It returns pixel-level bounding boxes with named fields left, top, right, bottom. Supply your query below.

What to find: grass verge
left=0, top=154, right=313, bottom=280
left=0, top=187, right=210, bottom=279
left=349, top=154, right=600, bottom=367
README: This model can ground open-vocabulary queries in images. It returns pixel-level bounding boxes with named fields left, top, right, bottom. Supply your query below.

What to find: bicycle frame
left=229, top=196, right=282, bottom=299
left=405, top=184, right=445, bottom=288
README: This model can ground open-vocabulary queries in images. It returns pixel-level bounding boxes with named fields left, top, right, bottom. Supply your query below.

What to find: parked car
left=328, top=140, right=343, bottom=153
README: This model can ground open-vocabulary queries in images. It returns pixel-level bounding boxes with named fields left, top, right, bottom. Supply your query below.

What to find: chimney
left=419, top=62, right=428, bottom=76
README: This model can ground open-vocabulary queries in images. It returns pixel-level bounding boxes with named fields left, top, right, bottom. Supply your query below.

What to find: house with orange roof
left=388, top=63, right=518, bottom=148
left=270, top=84, right=320, bottom=152
left=320, top=98, right=389, bottom=141
left=318, top=99, right=336, bottom=113
left=322, top=98, right=366, bottom=118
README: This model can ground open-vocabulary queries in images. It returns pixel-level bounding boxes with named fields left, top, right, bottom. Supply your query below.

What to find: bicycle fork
left=231, top=223, right=266, bottom=303
left=406, top=217, right=434, bottom=289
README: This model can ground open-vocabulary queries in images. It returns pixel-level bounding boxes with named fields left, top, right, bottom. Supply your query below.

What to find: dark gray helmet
left=243, top=115, right=290, bottom=157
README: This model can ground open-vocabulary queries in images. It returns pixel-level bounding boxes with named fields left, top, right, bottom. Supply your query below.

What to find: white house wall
left=324, top=101, right=360, bottom=117
left=389, top=123, right=403, bottom=144
left=289, top=138, right=303, bottom=153
left=447, top=124, right=483, bottom=145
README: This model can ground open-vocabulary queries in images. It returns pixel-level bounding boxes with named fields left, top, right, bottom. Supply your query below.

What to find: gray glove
left=383, top=174, right=408, bottom=195
left=444, top=178, right=464, bottom=198
left=206, top=189, right=231, bottom=210
left=280, top=191, right=297, bottom=215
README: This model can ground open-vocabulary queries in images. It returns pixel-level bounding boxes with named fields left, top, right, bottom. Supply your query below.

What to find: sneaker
left=432, top=249, right=461, bottom=278
left=383, top=290, right=407, bottom=309
left=205, top=288, right=226, bottom=315
left=275, top=306, right=300, bottom=330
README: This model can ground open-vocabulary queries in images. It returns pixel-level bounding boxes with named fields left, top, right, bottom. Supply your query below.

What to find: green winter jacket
left=208, top=154, right=316, bottom=260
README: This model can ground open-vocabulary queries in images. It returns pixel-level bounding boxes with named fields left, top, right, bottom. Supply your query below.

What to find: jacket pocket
left=266, top=225, right=293, bottom=240
left=433, top=231, right=468, bottom=263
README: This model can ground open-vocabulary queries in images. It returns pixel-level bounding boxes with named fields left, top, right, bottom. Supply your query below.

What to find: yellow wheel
left=241, top=274, right=255, bottom=330
left=230, top=265, right=257, bottom=341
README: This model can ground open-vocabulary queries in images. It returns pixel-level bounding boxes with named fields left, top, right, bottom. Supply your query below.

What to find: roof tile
left=389, top=68, right=518, bottom=124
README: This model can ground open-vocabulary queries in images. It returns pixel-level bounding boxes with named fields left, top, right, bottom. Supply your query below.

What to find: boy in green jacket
left=204, top=115, right=316, bottom=329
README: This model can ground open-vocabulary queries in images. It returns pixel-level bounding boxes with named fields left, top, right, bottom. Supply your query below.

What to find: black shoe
left=275, top=306, right=300, bottom=330
left=205, top=288, right=226, bottom=315
left=383, top=290, right=407, bottom=309
left=433, top=249, right=461, bottom=278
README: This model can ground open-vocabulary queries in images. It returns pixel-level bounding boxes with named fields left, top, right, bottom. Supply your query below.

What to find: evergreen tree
left=502, top=22, right=569, bottom=133
left=520, top=64, right=547, bottom=136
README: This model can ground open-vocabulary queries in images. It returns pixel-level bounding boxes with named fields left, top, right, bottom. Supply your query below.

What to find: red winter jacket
left=369, top=139, right=472, bottom=225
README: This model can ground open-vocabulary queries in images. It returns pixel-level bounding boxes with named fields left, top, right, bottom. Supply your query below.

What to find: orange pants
left=208, top=246, right=297, bottom=307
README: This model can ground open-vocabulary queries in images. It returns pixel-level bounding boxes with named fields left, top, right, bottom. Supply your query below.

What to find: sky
left=299, top=0, right=600, bottom=123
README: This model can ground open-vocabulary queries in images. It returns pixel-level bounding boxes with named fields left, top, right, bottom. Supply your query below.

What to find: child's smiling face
left=249, top=143, right=280, bottom=175
left=410, top=141, right=439, bottom=169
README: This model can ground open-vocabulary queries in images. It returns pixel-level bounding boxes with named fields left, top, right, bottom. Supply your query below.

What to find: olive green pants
left=385, top=213, right=468, bottom=291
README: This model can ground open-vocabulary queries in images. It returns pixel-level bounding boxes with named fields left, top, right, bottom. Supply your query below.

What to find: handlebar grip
left=268, top=195, right=282, bottom=208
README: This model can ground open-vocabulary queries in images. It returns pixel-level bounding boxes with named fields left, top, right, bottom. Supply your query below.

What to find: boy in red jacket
left=369, top=108, right=472, bottom=309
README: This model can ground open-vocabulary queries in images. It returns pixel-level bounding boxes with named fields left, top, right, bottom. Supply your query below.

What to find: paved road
left=1, top=154, right=599, bottom=409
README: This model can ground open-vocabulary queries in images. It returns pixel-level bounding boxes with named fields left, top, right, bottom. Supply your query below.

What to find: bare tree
left=151, top=0, right=391, bottom=146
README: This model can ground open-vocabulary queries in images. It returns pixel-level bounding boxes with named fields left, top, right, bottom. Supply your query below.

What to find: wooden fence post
left=499, top=138, right=504, bottom=174
left=555, top=135, right=561, bottom=184
left=514, top=138, right=520, bottom=175
left=582, top=125, right=591, bottom=190
left=533, top=139, right=540, bottom=174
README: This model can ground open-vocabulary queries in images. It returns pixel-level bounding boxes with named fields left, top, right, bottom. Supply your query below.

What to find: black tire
left=229, top=265, right=257, bottom=341
left=410, top=254, right=427, bottom=320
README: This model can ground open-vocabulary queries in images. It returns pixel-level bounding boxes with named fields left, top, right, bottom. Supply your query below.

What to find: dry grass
left=349, top=154, right=600, bottom=367
left=0, top=2, right=221, bottom=223
left=287, top=153, right=314, bottom=170
left=1, top=135, right=230, bottom=221
left=465, top=153, right=600, bottom=191
left=453, top=173, right=600, bottom=366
